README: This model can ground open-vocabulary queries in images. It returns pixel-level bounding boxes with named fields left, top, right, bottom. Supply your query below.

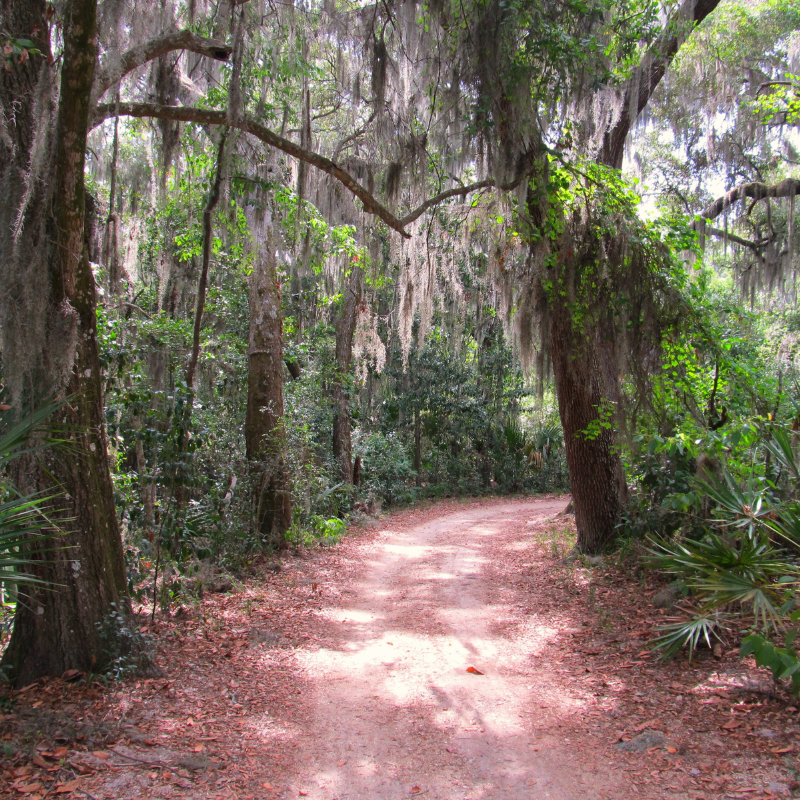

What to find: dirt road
left=290, top=497, right=628, bottom=799
left=5, top=496, right=796, bottom=800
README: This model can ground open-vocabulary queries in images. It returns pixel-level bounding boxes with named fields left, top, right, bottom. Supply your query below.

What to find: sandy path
left=290, top=498, right=629, bottom=799
left=7, top=497, right=798, bottom=800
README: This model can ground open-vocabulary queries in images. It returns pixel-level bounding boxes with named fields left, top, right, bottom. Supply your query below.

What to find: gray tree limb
left=697, top=178, right=800, bottom=222
left=705, top=225, right=765, bottom=250
left=602, top=0, right=723, bottom=168
left=91, top=30, right=232, bottom=107
left=92, top=102, right=521, bottom=238
left=399, top=175, right=525, bottom=227
left=91, top=102, right=411, bottom=236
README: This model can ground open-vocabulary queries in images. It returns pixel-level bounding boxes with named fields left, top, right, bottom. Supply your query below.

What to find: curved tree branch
left=92, top=102, right=524, bottom=238
left=602, top=0, right=722, bottom=168
left=91, top=101, right=412, bottom=237
left=399, top=175, right=525, bottom=227
left=697, top=178, right=800, bottom=223
left=704, top=225, right=766, bottom=250
left=91, top=30, right=232, bottom=107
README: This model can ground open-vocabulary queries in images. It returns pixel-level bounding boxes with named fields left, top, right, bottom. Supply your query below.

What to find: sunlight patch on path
left=289, top=499, right=627, bottom=800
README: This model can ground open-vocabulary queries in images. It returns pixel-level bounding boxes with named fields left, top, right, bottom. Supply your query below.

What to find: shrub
left=645, top=426, right=800, bottom=690
left=354, top=430, right=415, bottom=506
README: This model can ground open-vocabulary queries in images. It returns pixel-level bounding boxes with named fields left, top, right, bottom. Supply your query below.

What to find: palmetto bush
left=646, top=427, right=800, bottom=692
left=0, top=402, right=66, bottom=595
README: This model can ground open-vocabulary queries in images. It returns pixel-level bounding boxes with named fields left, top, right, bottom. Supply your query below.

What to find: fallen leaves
left=722, top=720, right=744, bottom=730
left=2, top=498, right=799, bottom=800
left=15, top=782, right=44, bottom=794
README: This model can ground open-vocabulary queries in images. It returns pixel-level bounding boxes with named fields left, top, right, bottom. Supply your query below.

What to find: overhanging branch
left=399, top=175, right=525, bottom=227
left=92, top=30, right=232, bottom=107
left=602, top=0, right=722, bottom=168
left=91, top=102, right=411, bottom=236
left=91, top=102, right=522, bottom=238
left=704, top=225, right=764, bottom=250
left=697, top=178, right=800, bottom=222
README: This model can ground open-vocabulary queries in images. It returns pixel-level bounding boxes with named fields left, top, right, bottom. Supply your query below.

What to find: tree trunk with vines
left=548, top=281, right=624, bottom=553
left=0, top=0, right=129, bottom=684
left=244, top=204, right=291, bottom=546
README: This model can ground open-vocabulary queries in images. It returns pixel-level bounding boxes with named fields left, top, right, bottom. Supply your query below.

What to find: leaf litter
left=0, top=496, right=797, bottom=799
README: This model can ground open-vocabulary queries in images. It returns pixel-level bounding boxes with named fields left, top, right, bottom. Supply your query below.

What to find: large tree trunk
left=0, top=0, right=129, bottom=684
left=332, top=265, right=364, bottom=484
left=244, top=205, right=291, bottom=546
left=549, top=287, right=624, bottom=553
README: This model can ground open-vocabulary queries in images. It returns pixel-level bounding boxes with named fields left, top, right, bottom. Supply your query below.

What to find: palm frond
left=693, top=471, right=773, bottom=537
left=764, top=427, right=800, bottom=481
left=0, top=400, right=69, bottom=590
left=0, top=400, right=69, bottom=472
left=651, top=613, right=726, bottom=660
left=692, top=572, right=788, bottom=631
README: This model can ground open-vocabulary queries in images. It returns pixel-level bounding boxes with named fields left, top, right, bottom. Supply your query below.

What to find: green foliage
left=754, top=74, right=800, bottom=126
left=355, top=431, right=415, bottom=506
left=644, top=424, right=800, bottom=674
left=95, top=602, right=154, bottom=680
left=0, top=402, right=69, bottom=593
left=1, top=36, right=43, bottom=66
left=651, top=613, right=727, bottom=661
left=741, top=626, right=800, bottom=696
left=286, top=515, right=347, bottom=548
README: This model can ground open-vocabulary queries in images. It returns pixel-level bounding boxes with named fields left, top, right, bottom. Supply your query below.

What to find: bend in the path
left=290, top=497, right=631, bottom=800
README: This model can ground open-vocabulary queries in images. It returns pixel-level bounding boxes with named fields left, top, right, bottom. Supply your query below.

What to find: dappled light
left=1, top=0, right=800, bottom=797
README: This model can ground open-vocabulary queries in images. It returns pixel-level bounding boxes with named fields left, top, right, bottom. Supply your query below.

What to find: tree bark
left=91, top=29, right=231, bottom=106
left=0, top=0, right=128, bottom=684
left=332, top=265, right=364, bottom=485
left=549, top=285, right=623, bottom=553
left=102, top=93, right=122, bottom=297
left=244, top=202, right=291, bottom=546
left=185, top=131, right=226, bottom=390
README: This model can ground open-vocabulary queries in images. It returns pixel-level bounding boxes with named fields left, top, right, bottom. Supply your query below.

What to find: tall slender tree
left=244, top=183, right=292, bottom=545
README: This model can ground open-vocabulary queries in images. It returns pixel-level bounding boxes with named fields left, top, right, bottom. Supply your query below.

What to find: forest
left=1, top=0, right=800, bottom=796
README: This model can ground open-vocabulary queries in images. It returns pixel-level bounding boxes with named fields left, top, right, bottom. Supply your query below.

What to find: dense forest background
left=1, top=0, right=800, bottom=685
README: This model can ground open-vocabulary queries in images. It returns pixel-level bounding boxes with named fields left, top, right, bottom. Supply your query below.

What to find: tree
left=244, top=183, right=292, bottom=545
left=0, top=0, right=231, bottom=682
left=415, top=0, right=723, bottom=551
left=0, top=0, right=128, bottom=682
left=332, top=264, right=365, bottom=485
left=544, top=0, right=721, bottom=551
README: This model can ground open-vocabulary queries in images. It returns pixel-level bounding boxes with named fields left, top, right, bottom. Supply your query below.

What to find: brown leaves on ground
left=0, top=496, right=797, bottom=800
left=504, top=512, right=800, bottom=799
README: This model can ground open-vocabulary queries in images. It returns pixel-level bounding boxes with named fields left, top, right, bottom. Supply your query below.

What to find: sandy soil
left=290, top=496, right=625, bottom=799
